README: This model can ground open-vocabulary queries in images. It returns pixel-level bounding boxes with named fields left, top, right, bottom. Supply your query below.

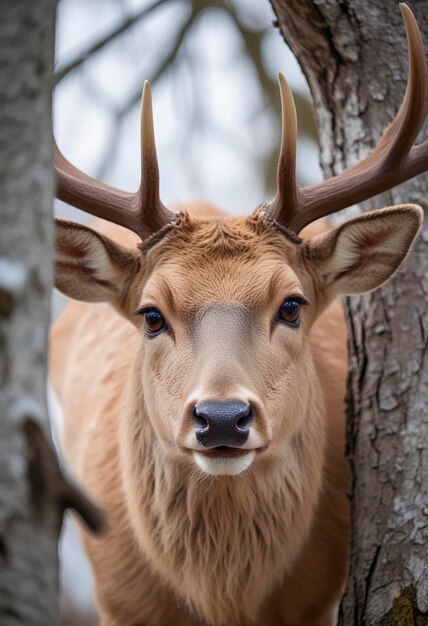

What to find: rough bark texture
left=0, top=1, right=59, bottom=623
left=270, top=1, right=428, bottom=624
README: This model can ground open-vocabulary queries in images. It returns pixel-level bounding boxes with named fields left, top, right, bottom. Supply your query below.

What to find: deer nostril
left=192, top=407, right=209, bottom=431
left=237, top=408, right=253, bottom=430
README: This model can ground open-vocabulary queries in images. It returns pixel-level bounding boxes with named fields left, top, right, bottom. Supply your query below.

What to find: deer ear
left=305, top=205, right=423, bottom=296
left=55, top=219, right=140, bottom=305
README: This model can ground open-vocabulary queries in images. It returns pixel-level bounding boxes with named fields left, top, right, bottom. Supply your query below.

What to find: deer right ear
left=55, top=219, right=140, bottom=306
left=304, top=205, right=423, bottom=297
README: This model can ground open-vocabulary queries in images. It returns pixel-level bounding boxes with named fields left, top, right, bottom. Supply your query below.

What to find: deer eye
left=277, top=297, right=307, bottom=327
left=141, top=308, right=166, bottom=336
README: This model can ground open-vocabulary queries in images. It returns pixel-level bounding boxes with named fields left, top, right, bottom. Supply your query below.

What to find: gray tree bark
left=0, top=2, right=103, bottom=624
left=270, top=1, right=428, bottom=624
left=0, top=1, right=61, bottom=623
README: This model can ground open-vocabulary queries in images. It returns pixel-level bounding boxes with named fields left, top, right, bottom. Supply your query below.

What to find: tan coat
left=51, top=201, right=421, bottom=625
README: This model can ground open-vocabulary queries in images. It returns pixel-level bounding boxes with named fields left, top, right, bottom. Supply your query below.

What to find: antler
left=267, top=3, right=428, bottom=234
left=55, top=81, right=175, bottom=240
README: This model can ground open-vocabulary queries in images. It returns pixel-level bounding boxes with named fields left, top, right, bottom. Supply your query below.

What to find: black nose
left=193, top=400, right=253, bottom=448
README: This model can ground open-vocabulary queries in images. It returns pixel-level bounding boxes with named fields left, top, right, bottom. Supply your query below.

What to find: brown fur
left=50, top=201, right=422, bottom=626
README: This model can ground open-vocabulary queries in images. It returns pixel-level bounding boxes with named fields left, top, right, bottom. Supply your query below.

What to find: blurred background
left=53, top=0, right=320, bottom=622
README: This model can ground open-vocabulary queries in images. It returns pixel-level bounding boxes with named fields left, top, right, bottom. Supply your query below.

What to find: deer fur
left=50, top=200, right=422, bottom=626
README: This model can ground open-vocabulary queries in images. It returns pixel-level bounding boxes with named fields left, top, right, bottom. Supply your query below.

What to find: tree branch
left=54, top=0, right=179, bottom=85
left=93, top=3, right=201, bottom=181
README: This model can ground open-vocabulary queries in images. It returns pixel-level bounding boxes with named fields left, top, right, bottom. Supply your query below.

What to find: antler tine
left=269, top=73, right=299, bottom=224
left=55, top=82, right=175, bottom=240
left=267, top=3, right=428, bottom=235
left=137, top=81, right=174, bottom=233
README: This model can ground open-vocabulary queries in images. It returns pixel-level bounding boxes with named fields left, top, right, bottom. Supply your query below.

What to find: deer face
left=135, top=214, right=316, bottom=476
left=55, top=205, right=422, bottom=476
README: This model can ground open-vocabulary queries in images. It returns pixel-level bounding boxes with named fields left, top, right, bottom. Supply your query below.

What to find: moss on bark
left=381, top=586, right=428, bottom=626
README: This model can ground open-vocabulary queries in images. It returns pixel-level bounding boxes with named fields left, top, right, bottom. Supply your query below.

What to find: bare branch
left=224, top=3, right=317, bottom=141
left=54, top=0, right=179, bottom=85
left=24, top=417, right=106, bottom=534
left=93, top=4, right=202, bottom=181
left=215, top=2, right=317, bottom=193
left=124, top=2, right=203, bottom=111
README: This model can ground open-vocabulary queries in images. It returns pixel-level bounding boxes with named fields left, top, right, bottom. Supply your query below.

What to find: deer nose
left=193, top=400, right=253, bottom=448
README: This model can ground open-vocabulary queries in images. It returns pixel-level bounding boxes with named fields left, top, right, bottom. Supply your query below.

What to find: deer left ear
left=304, top=205, right=423, bottom=296
left=55, top=219, right=141, bottom=308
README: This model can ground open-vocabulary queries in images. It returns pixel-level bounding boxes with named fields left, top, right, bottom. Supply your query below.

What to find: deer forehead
left=140, top=216, right=307, bottom=315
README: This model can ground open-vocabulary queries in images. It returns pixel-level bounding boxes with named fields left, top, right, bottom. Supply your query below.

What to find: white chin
left=193, top=451, right=256, bottom=476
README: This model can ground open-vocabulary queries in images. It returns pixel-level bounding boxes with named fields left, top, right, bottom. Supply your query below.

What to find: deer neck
left=119, top=366, right=326, bottom=626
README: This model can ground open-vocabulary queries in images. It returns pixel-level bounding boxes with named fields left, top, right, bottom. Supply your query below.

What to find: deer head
left=55, top=4, right=426, bottom=477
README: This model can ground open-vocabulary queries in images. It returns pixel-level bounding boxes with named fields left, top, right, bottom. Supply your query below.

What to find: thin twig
left=54, top=0, right=179, bottom=85
left=123, top=2, right=201, bottom=111
left=93, top=4, right=202, bottom=180
left=221, top=3, right=318, bottom=192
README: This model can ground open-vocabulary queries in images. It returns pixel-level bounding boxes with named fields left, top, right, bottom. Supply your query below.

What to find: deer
left=50, top=5, right=428, bottom=626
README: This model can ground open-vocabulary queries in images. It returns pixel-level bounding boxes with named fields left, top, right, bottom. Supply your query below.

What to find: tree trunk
left=270, top=1, right=428, bottom=623
left=0, top=2, right=60, bottom=623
